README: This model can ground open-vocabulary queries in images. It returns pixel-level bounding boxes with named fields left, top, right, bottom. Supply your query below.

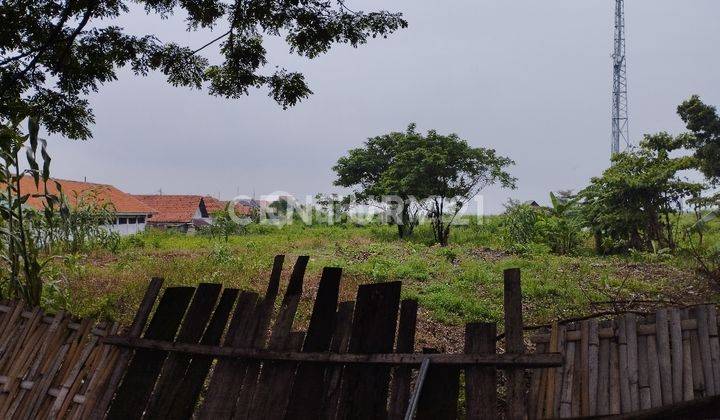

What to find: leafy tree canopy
left=677, top=95, right=720, bottom=183
left=333, top=124, right=516, bottom=244
left=0, top=0, right=407, bottom=139
left=579, top=132, right=704, bottom=253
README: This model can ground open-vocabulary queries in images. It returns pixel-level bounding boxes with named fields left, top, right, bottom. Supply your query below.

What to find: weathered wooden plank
left=625, top=314, right=640, bottom=412
left=655, top=308, right=673, bottom=405
left=707, top=305, right=720, bottom=397
left=617, top=317, right=632, bottom=413
left=88, top=277, right=163, bottom=419
left=285, top=267, right=343, bottom=420
left=609, top=334, right=621, bottom=415
left=681, top=309, right=694, bottom=401
left=503, top=268, right=525, bottom=420
left=669, top=308, right=684, bottom=403
left=637, top=332, right=651, bottom=410
left=416, top=348, right=461, bottom=420
left=166, top=288, right=239, bottom=419
left=388, top=299, right=419, bottom=420
left=465, top=322, right=497, bottom=420
left=246, top=256, right=309, bottom=419
left=321, top=300, right=354, bottom=420
left=196, top=291, right=259, bottom=419
left=233, top=255, right=290, bottom=416
left=697, top=305, right=717, bottom=395
left=646, top=325, right=663, bottom=408
left=587, top=319, right=599, bottom=416
left=572, top=335, right=582, bottom=417
left=145, top=283, right=222, bottom=418
left=597, top=335, right=610, bottom=416
left=536, top=326, right=556, bottom=420
left=580, top=320, right=590, bottom=416
left=528, top=341, right=546, bottom=420
left=552, top=324, right=567, bottom=418
left=690, top=315, right=707, bottom=398
left=106, top=286, right=195, bottom=420
left=339, top=281, right=401, bottom=419
left=103, top=335, right=563, bottom=366
left=559, top=340, right=576, bottom=418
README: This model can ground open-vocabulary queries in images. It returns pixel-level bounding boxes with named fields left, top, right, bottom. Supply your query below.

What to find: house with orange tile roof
left=133, top=195, right=212, bottom=233
left=203, top=196, right=265, bottom=217
left=18, top=176, right=156, bottom=235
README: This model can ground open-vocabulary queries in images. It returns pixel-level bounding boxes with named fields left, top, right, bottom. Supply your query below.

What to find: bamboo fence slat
left=529, top=304, right=720, bottom=418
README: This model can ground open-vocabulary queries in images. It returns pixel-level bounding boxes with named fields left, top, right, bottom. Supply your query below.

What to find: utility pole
left=611, top=0, right=630, bottom=157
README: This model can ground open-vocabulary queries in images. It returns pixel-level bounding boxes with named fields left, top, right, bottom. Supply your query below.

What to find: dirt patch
left=145, top=249, right=199, bottom=260
left=468, top=247, right=511, bottom=263
left=414, top=308, right=465, bottom=353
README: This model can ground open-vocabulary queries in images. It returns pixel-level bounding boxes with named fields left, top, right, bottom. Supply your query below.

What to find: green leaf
left=28, top=116, right=40, bottom=152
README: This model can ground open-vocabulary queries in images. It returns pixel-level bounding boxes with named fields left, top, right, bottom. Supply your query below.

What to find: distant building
left=18, top=176, right=155, bottom=235
left=133, top=195, right=212, bottom=233
left=203, top=196, right=226, bottom=215
left=203, top=196, right=269, bottom=217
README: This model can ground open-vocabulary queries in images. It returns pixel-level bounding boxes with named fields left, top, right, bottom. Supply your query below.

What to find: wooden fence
left=0, top=301, right=119, bottom=419
left=86, top=255, right=561, bottom=419
left=528, top=305, right=720, bottom=418
left=5, top=254, right=719, bottom=419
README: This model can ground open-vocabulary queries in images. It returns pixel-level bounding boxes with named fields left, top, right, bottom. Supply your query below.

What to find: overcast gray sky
left=45, top=0, right=720, bottom=213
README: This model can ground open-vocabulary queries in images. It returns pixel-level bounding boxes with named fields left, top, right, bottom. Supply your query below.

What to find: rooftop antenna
left=611, top=0, right=630, bottom=157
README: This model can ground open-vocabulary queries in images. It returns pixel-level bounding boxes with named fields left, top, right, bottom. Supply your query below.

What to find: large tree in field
left=333, top=124, right=516, bottom=245
left=0, top=1, right=407, bottom=139
left=333, top=128, right=419, bottom=238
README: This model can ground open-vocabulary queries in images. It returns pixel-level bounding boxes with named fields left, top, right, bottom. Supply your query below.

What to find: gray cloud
left=45, top=0, right=720, bottom=213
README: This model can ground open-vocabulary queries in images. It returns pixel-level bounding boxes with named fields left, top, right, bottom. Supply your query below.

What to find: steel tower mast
left=611, top=0, right=629, bottom=156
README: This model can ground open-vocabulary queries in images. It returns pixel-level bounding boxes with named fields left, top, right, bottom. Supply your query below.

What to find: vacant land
left=46, top=217, right=718, bottom=351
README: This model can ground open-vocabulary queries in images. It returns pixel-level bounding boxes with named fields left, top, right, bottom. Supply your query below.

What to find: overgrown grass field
left=45, top=216, right=719, bottom=351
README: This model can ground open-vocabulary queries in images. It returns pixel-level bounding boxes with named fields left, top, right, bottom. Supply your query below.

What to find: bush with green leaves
left=535, top=214, right=582, bottom=256
left=501, top=194, right=583, bottom=256
left=501, top=200, right=538, bottom=253
left=201, top=203, right=245, bottom=241
left=579, top=133, right=703, bottom=254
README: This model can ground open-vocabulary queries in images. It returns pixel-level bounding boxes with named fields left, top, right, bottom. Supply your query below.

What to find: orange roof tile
left=18, top=176, right=155, bottom=215
left=133, top=195, right=208, bottom=224
left=202, top=196, right=259, bottom=216
left=203, top=196, right=226, bottom=214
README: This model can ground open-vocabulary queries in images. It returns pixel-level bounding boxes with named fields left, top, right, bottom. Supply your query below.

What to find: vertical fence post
left=389, top=299, right=419, bottom=420
left=465, top=322, right=497, bottom=420
left=504, top=268, right=526, bottom=420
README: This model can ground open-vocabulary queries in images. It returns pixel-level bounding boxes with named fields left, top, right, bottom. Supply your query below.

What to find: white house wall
left=105, top=222, right=146, bottom=236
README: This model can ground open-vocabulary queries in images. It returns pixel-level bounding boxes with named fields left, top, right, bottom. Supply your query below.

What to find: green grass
left=44, top=218, right=720, bottom=331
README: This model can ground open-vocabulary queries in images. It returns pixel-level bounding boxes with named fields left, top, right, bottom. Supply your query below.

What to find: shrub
left=501, top=201, right=538, bottom=251
left=535, top=215, right=582, bottom=256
